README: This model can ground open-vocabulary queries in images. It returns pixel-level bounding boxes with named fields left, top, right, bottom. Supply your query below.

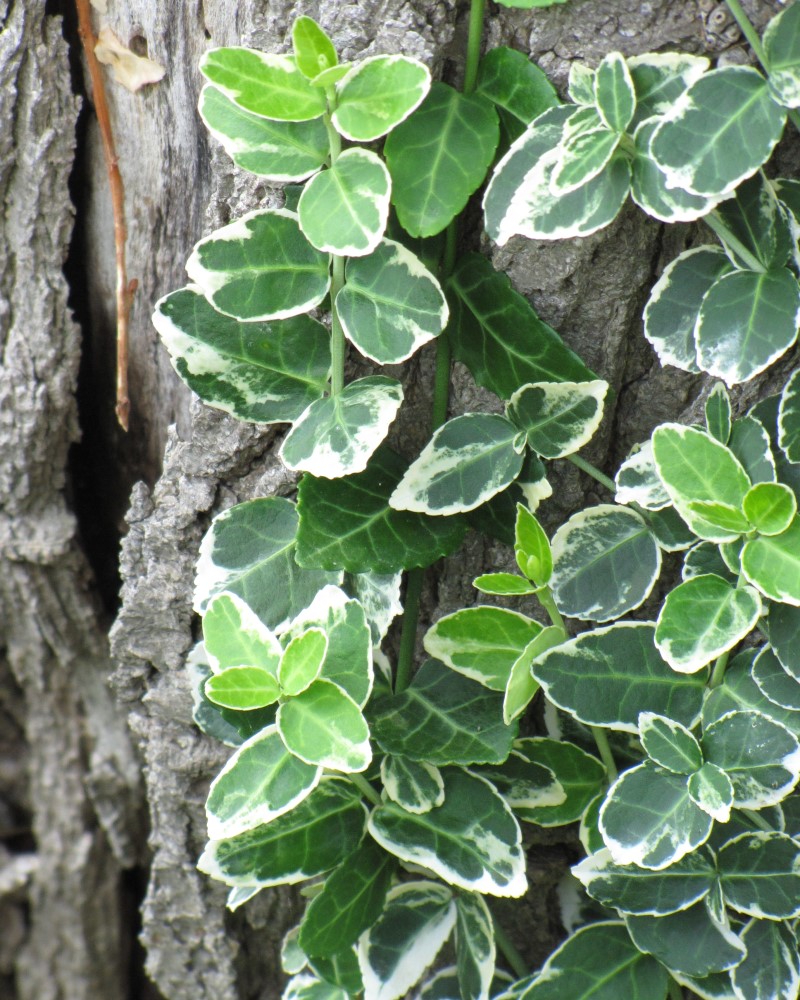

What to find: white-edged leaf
left=764, top=1, right=800, bottom=108
left=332, top=55, right=431, bottom=142
left=455, top=893, right=495, bottom=1000
left=550, top=127, right=620, bottom=196
left=687, top=762, right=734, bottom=823
left=512, top=737, right=606, bottom=827
left=752, top=646, right=800, bottom=711
left=380, top=756, right=444, bottom=814
left=718, top=832, right=800, bottom=920
left=201, top=591, right=283, bottom=674
left=731, top=918, right=800, bottom=1000
left=277, top=678, right=371, bottom=772
left=503, top=627, right=563, bottom=725
left=593, top=51, right=636, bottom=133
left=625, top=903, right=746, bottom=978
left=627, top=52, right=710, bottom=127
left=614, top=440, right=671, bottom=510
left=505, top=379, right=608, bottom=458
left=279, top=627, right=328, bottom=696
left=742, top=516, right=800, bottom=606
left=639, top=712, right=703, bottom=774
left=204, top=665, right=281, bottom=710
left=779, top=367, right=800, bottom=462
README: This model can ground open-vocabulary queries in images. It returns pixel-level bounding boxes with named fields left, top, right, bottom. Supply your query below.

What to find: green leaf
left=742, top=516, right=800, bottom=605
left=655, top=574, right=761, bottom=673
left=198, top=84, right=329, bottom=181
left=533, top=622, right=706, bottom=733
left=199, top=47, right=327, bottom=121
left=731, top=919, right=800, bottom=1000
left=753, top=646, right=800, bottom=711
left=384, top=82, right=498, bottom=238
left=423, top=606, right=542, bottom=691
left=152, top=287, right=330, bottom=424
left=205, top=726, right=321, bottom=839
left=652, top=424, right=752, bottom=541
left=625, top=904, right=745, bottom=978
left=670, top=971, right=736, bottom=1000
left=311, top=64, right=351, bottom=88
left=476, top=47, right=559, bottom=130
left=718, top=832, right=800, bottom=919
left=473, top=573, right=536, bottom=597
left=650, top=66, right=786, bottom=198
left=356, top=881, right=455, bottom=1000
left=370, top=659, right=516, bottom=766
left=194, top=498, right=340, bottom=633
left=643, top=247, right=733, bottom=373
left=368, top=767, right=527, bottom=897
left=292, top=17, right=337, bottom=79
left=730, top=414, right=777, bottom=485
left=639, top=712, right=703, bottom=774
left=627, top=52, right=709, bottom=128
left=298, top=149, right=390, bottom=256
left=594, top=52, right=636, bottom=132
left=519, top=922, right=668, bottom=1000
left=684, top=500, right=750, bottom=536
left=502, top=627, right=563, bottom=725
left=687, top=762, right=734, bottom=823
left=695, top=267, right=800, bottom=386
left=202, top=591, right=282, bottom=673
left=779, top=367, right=800, bottom=462
left=515, top=502, right=553, bottom=585
left=714, top=172, right=793, bottom=271
left=336, top=239, right=448, bottom=364
left=506, top=380, right=608, bottom=458
left=309, top=946, right=362, bottom=996
left=277, top=679, right=371, bottom=773
left=279, top=628, right=327, bottom=696
left=198, top=778, right=367, bottom=888
left=614, top=441, right=671, bottom=510
left=550, top=128, right=621, bottom=196
left=568, top=63, right=596, bottom=105
left=703, top=649, right=800, bottom=739
left=283, top=974, right=348, bottom=1000
left=683, top=543, right=735, bottom=585
left=186, top=209, right=330, bottom=322
left=764, top=1, right=800, bottom=107
left=455, top=894, right=495, bottom=1000
left=512, top=737, right=606, bottom=827
left=768, top=604, right=800, bottom=681
left=600, top=760, right=713, bottom=869
left=380, top=756, right=445, bottom=814
left=473, top=749, right=564, bottom=811
left=572, top=847, right=716, bottom=917
left=188, top=654, right=276, bottom=748
left=706, top=383, right=732, bottom=444
left=332, top=55, right=430, bottom=141
left=295, top=447, right=466, bottom=573
left=743, top=481, right=797, bottom=535
left=549, top=505, right=662, bottom=622
left=205, top=665, right=281, bottom=710
left=280, top=376, right=403, bottom=478
left=389, top=413, right=524, bottom=516
left=647, top=506, right=698, bottom=553
left=298, top=839, right=395, bottom=958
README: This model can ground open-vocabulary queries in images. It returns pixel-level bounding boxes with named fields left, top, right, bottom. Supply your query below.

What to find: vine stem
left=705, top=212, right=765, bottom=273
left=491, top=912, right=529, bottom=980
left=324, top=94, right=347, bottom=396
left=591, top=727, right=618, bottom=783
left=348, top=772, right=382, bottom=807
left=709, top=649, right=730, bottom=689
left=394, top=568, right=424, bottom=694
left=668, top=976, right=684, bottom=1000
left=463, top=0, right=486, bottom=94
left=743, top=807, right=774, bottom=833
left=536, top=585, right=566, bottom=636
left=568, top=454, right=616, bottom=494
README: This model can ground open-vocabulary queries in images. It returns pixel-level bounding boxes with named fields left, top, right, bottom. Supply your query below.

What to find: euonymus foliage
left=153, top=3, right=800, bottom=999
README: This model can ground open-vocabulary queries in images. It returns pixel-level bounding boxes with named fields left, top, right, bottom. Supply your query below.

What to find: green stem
left=705, top=212, right=765, bottom=273
left=395, top=569, right=424, bottom=694
left=709, top=649, right=730, bottom=689
left=568, top=454, right=617, bottom=495
left=491, top=913, right=529, bottom=980
left=668, top=976, right=684, bottom=1000
left=742, top=807, right=775, bottom=833
left=330, top=254, right=346, bottom=396
left=591, top=726, right=618, bottom=783
left=463, top=0, right=486, bottom=94
left=349, top=772, right=382, bottom=807
left=536, top=585, right=567, bottom=636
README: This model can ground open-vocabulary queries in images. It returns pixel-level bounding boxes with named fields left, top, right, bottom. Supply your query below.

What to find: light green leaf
left=688, top=762, right=734, bottom=823
left=295, top=447, right=465, bottom=573
left=282, top=927, right=308, bottom=975
left=718, top=832, right=800, bottom=919
left=384, top=82, right=498, bottom=238
left=695, top=267, right=800, bottom=386
left=625, top=904, right=745, bottom=978
left=684, top=500, right=750, bottom=536
left=519, top=922, right=667, bottom=1000
left=594, top=52, right=636, bottom=132
left=643, top=246, right=732, bottom=373
left=742, top=516, right=800, bottom=605
left=332, top=55, right=431, bottom=142
left=277, top=678, right=371, bottom=772
left=370, top=659, right=516, bottom=766
left=764, top=1, right=800, bottom=108
left=152, top=286, right=330, bottom=424
left=198, top=778, right=367, bottom=888
left=476, top=47, right=559, bottom=130
left=205, top=665, right=281, bottom=710
left=280, top=376, right=403, bottom=478
left=515, top=502, right=553, bottom=585
left=779, top=367, right=800, bottom=462
left=206, top=725, right=321, bottom=839
left=600, top=760, right=712, bottom=869
left=369, top=767, right=527, bottom=897
left=533, top=622, right=706, bottom=733
left=572, top=847, right=715, bottom=917
left=447, top=252, right=594, bottom=400
left=188, top=653, right=276, bottom=748
left=202, top=591, right=282, bottom=674
left=550, top=128, right=620, bottom=196
left=194, top=498, right=340, bottom=634
left=655, top=574, right=761, bottom=674
left=502, top=627, right=563, bottom=725
left=473, top=573, right=536, bottom=597
left=199, top=47, right=327, bottom=121
left=549, top=504, right=661, bottom=622
left=292, top=17, right=337, bottom=79
left=706, top=383, right=732, bottom=444
left=186, top=209, right=330, bottom=322
left=198, top=84, right=329, bottom=181
left=356, top=881, right=455, bottom=1000
left=298, top=148, right=390, bottom=256
left=639, top=712, right=703, bottom=774
left=506, top=379, right=608, bottom=458
left=423, top=606, right=542, bottom=691
left=336, top=239, right=448, bottom=364
left=743, top=481, right=797, bottom=535
left=753, top=646, right=800, bottom=710
left=650, top=66, right=786, bottom=198
left=380, top=756, right=444, bottom=814
left=627, top=52, right=709, bottom=128
left=732, top=918, right=800, bottom=1000
left=455, top=894, right=495, bottom=1000
left=279, top=628, right=327, bottom=696
left=512, top=737, right=606, bottom=827
left=389, top=413, right=524, bottom=516
left=568, top=63, right=595, bottom=105
left=614, top=441, right=671, bottom=510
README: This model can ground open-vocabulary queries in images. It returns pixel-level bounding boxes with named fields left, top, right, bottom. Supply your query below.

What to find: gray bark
left=0, top=1, right=789, bottom=998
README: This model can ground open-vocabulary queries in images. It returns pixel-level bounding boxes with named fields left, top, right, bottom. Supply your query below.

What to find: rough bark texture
left=0, top=1, right=792, bottom=998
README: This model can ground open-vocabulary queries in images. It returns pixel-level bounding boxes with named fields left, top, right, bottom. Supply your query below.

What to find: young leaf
left=476, top=47, right=559, bottom=131
left=277, top=678, right=371, bottom=772
left=743, top=481, right=796, bottom=535
left=280, top=376, right=403, bottom=478
left=384, top=82, right=499, bottom=238
left=188, top=654, right=276, bottom=748
left=424, top=606, right=542, bottom=692
left=388, top=413, right=524, bottom=516
left=549, top=505, right=661, bottom=622
left=205, top=665, right=281, bottom=710
left=515, top=502, right=552, bottom=585
left=779, top=367, right=800, bottom=462
left=455, top=893, right=495, bottom=1000
left=202, top=591, right=282, bottom=674
left=205, top=725, right=321, bottom=840
left=447, top=252, right=595, bottom=400
left=298, top=148, right=391, bottom=255
left=650, top=66, right=786, bottom=198
left=502, top=626, right=563, bottom=724
left=473, top=573, right=536, bottom=597
left=533, top=622, right=706, bottom=733
left=279, top=628, right=327, bottom=696
left=336, top=239, right=448, bottom=364
left=706, top=383, right=732, bottom=444
left=763, top=1, right=800, bottom=108
left=639, top=712, right=703, bottom=775
left=684, top=500, right=750, bottom=536
left=380, top=756, right=445, bottom=814
left=506, top=379, right=608, bottom=458
left=199, top=47, right=327, bottom=121
left=731, top=918, right=800, bottom=1000
left=332, top=55, right=431, bottom=141
left=368, top=767, right=527, bottom=897
left=742, top=516, right=800, bottom=605
left=198, top=84, right=329, bottom=181
left=625, top=904, right=745, bottom=978
left=717, top=832, right=800, bottom=919
left=512, top=737, right=606, bottom=827
left=593, top=52, right=636, bottom=133
left=292, top=16, right=337, bottom=79
left=186, top=209, right=331, bottom=322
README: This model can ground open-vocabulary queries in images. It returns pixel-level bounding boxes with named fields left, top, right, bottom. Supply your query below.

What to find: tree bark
left=0, top=1, right=789, bottom=998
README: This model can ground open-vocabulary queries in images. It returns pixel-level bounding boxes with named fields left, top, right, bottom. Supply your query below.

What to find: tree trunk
left=0, top=1, right=787, bottom=998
